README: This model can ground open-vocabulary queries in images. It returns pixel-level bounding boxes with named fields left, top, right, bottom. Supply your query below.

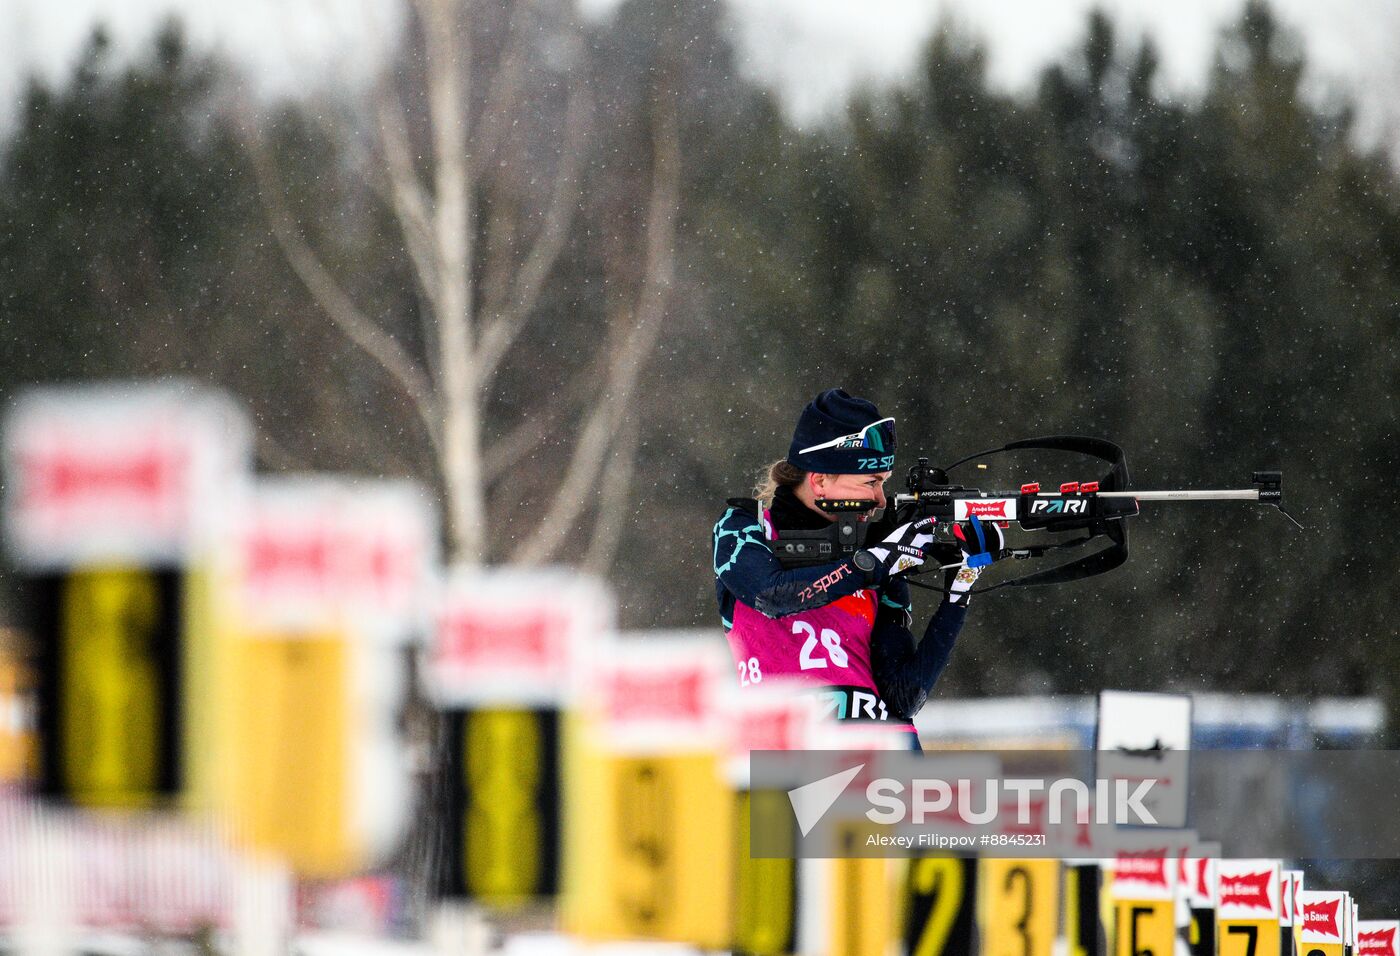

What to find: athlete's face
left=809, top=470, right=893, bottom=513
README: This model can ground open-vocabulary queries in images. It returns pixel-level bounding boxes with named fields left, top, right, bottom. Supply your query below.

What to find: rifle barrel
left=1095, top=489, right=1259, bottom=501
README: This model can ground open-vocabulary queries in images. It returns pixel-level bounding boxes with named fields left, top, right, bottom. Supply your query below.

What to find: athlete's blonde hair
left=753, top=459, right=806, bottom=506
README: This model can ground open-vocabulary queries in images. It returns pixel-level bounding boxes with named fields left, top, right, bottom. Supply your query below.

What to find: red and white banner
left=1299, top=891, right=1348, bottom=944
left=954, top=498, right=1017, bottom=521
left=1216, top=860, right=1280, bottom=921
left=1111, top=847, right=1179, bottom=901
left=230, top=478, right=438, bottom=642
left=1358, top=922, right=1400, bottom=956
left=720, top=684, right=823, bottom=786
left=3, top=383, right=250, bottom=569
left=426, top=567, right=611, bottom=706
left=583, top=632, right=728, bottom=752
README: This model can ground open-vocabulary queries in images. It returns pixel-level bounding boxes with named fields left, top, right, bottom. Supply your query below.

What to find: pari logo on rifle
left=1029, top=498, right=1088, bottom=515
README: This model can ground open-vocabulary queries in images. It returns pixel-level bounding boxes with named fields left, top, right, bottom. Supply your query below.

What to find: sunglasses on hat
left=797, top=416, right=897, bottom=456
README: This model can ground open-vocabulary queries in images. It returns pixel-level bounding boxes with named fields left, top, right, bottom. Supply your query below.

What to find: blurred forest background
left=1, top=0, right=1395, bottom=703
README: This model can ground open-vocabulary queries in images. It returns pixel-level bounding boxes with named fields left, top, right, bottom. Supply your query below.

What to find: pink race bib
left=726, top=591, right=911, bottom=728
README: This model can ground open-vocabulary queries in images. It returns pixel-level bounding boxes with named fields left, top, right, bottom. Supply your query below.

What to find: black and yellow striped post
left=438, top=707, right=563, bottom=905
left=1182, top=856, right=1218, bottom=956
left=1066, top=862, right=1106, bottom=956
left=31, top=565, right=188, bottom=808
left=428, top=568, right=611, bottom=912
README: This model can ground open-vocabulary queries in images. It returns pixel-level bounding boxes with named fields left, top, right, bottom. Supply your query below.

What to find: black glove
left=854, top=516, right=937, bottom=583
left=944, top=515, right=1005, bottom=605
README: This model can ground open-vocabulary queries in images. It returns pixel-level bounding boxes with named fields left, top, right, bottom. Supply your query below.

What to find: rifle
left=891, top=435, right=1301, bottom=596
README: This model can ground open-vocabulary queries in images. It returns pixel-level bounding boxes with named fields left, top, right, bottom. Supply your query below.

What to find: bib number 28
left=795, top=621, right=849, bottom=670
left=738, top=657, right=762, bottom=686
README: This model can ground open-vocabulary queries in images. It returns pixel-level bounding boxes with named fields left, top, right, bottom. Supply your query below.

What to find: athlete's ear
left=809, top=472, right=829, bottom=498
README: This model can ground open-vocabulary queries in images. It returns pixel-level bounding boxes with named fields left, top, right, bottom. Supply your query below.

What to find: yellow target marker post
left=226, top=631, right=353, bottom=877
left=59, top=566, right=163, bottom=805
left=730, top=706, right=905, bottom=956
left=805, top=723, right=908, bottom=956
left=222, top=478, right=436, bottom=880
left=562, top=635, right=732, bottom=948
left=1050, top=809, right=1121, bottom=956
left=1217, top=861, right=1283, bottom=956
left=976, top=786, right=1059, bottom=956
left=720, top=687, right=821, bottom=956
left=1299, top=891, right=1349, bottom=956
left=980, top=858, right=1060, bottom=956
left=899, top=752, right=1071, bottom=956
left=894, top=752, right=1013, bottom=956
left=732, top=786, right=799, bottom=956
left=1049, top=812, right=1197, bottom=956
left=1281, top=872, right=1303, bottom=956
left=566, top=739, right=733, bottom=945
left=827, top=820, right=896, bottom=956
left=440, top=706, right=561, bottom=906
left=1110, top=851, right=1179, bottom=956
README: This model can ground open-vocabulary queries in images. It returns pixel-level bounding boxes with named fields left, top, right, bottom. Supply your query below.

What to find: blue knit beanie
left=786, top=389, right=896, bottom=474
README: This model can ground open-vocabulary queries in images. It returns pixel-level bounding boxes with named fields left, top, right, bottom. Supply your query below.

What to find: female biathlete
left=712, top=389, right=1002, bottom=747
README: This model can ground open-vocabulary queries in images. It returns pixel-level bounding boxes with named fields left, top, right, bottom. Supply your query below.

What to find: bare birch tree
left=244, top=0, right=679, bottom=567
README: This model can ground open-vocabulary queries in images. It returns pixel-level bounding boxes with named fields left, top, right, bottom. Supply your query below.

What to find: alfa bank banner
left=1216, top=860, right=1280, bottom=920
left=1299, top=892, right=1348, bottom=944
left=3, top=383, right=251, bottom=569
left=1358, top=922, right=1400, bottom=956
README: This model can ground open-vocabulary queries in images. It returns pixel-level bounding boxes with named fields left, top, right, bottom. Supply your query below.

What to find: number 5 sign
left=1111, top=850, right=1178, bottom=956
